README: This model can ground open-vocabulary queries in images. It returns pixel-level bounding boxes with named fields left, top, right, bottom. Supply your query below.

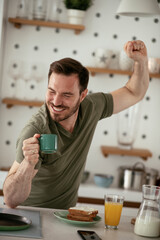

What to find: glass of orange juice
left=105, top=194, right=124, bottom=229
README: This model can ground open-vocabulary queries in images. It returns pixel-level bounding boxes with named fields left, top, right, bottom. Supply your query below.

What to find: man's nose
left=53, top=94, right=62, bottom=106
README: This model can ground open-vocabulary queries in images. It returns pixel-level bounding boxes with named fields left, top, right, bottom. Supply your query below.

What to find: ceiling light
left=117, top=0, right=160, bottom=17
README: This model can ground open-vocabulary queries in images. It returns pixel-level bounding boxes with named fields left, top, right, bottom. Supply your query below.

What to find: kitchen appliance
left=145, top=168, right=159, bottom=185
left=118, top=162, right=159, bottom=191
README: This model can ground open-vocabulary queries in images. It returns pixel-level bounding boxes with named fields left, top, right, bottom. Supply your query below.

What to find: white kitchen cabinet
left=78, top=183, right=142, bottom=203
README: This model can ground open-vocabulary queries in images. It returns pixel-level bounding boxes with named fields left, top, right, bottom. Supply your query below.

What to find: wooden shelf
left=78, top=197, right=140, bottom=208
left=8, top=17, right=85, bottom=35
left=87, top=67, right=160, bottom=79
left=101, top=145, right=152, bottom=161
left=2, top=98, right=43, bottom=108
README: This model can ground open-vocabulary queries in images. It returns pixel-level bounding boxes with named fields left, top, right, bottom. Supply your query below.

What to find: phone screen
left=77, top=230, right=102, bottom=240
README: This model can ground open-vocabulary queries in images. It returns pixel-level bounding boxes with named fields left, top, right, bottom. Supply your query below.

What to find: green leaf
left=63, top=0, right=94, bottom=10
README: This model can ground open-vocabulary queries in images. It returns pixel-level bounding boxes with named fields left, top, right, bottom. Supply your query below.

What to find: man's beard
left=48, top=98, right=81, bottom=123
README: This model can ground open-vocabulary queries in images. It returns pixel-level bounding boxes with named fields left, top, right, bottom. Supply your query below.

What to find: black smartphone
left=77, top=230, right=102, bottom=240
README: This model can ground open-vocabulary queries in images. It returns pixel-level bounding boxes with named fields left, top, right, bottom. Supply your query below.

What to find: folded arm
left=111, top=40, right=149, bottom=114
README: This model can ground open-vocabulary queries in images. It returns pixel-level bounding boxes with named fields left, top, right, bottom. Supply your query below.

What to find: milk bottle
left=134, top=185, right=160, bottom=238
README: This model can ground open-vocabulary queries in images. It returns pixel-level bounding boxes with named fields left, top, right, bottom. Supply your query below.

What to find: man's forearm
left=112, top=59, right=149, bottom=114
left=125, top=60, right=149, bottom=101
left=3, top=160, right=36, bottom=208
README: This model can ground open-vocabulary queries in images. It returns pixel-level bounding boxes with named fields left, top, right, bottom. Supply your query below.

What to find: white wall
left=0, top=0, right=8, bottom=92
left=0, top=0, right=160, bottom=187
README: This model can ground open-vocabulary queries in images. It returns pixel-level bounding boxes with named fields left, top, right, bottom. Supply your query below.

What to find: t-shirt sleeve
left=87, top=92, right=113, bottom=120
left=100, top=93, right=113, bottom=119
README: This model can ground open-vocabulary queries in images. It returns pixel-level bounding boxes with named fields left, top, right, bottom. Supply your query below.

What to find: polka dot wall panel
left=0, top=0, right=160, bottom=185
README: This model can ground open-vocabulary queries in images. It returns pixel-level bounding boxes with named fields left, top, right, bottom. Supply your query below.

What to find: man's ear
left=80, top=89, right=88, bottom=103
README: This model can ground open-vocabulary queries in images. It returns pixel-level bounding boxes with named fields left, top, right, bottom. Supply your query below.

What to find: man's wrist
left=134, top=58, right=148, bottom=68
left=134, top=59, right=148, bottom=74
left=23, top=158, right=38, bottom=168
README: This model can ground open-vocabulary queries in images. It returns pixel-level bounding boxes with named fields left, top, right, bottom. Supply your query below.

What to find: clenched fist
left=124, top=40, right=148, bottom=63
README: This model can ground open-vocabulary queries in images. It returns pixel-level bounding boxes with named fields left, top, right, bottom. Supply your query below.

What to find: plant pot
left=67, top=9, right=85, bottom=25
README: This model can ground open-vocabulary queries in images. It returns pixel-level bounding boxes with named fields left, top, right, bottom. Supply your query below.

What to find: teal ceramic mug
left=39, top=134, right=57, bottom=154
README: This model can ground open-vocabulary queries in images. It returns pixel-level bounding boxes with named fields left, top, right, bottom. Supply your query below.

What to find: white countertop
left=0, top=204, right=159, bottom=240
left=78, top=183, right=142, bottom=202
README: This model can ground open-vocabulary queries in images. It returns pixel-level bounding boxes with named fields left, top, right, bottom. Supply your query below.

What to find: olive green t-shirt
left=16, top=92, right=113, bottom=209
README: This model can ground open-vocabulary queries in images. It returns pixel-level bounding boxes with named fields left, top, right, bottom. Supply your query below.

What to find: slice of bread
left=68, top=206, right=98, bottom=216
left=67, top=214, right=94, bottom=222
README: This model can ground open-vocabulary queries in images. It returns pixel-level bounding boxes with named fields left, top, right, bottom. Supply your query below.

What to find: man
left=3, top=40, right=149, bottom=209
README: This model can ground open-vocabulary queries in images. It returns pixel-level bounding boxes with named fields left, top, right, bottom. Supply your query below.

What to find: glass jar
left=47, top=0, right=61, bottom=22
left=134, top=185, right=160, bottom=237
left=16, top=0, right=28, bottom=18
left=117, top=102, right=142, bottom=149
left=32, top=0, right=47, bottom=20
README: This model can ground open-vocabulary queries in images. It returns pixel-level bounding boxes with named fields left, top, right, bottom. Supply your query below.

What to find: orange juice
left=105, top=202, right=123, bottom=226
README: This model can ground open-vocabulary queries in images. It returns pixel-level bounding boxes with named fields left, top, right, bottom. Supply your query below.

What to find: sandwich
left=67, top=206, right=98, bottom=222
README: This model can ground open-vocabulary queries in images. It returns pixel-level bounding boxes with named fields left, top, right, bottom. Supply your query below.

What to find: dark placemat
left=0, top=207, right=42, bottom=238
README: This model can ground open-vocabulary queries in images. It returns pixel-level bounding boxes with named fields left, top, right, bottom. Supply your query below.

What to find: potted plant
left=63, top=0, right=94, bottom=25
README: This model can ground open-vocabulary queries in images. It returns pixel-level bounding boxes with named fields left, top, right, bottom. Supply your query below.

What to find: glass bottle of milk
left=134, top=185, right=160, bottom=238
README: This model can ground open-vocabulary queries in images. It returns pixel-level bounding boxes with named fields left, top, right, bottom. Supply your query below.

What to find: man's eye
left=49, top=90, right=55, bottom=94
left=64, top=95, right=71, bottom=98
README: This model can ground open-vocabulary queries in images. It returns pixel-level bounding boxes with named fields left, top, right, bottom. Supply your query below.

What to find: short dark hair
left=48, top=58, right=89, bottom=93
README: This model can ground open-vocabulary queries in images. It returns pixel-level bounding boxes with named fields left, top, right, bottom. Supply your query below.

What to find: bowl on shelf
left=94, top=174, right=114, bottom=188
left=81, top=171, right=90, bottom=183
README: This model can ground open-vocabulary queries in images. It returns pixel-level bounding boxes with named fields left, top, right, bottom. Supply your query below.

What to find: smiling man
left=3, top=40, right=149, bottom=209
left=46, top=71, right=88, bottom=132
